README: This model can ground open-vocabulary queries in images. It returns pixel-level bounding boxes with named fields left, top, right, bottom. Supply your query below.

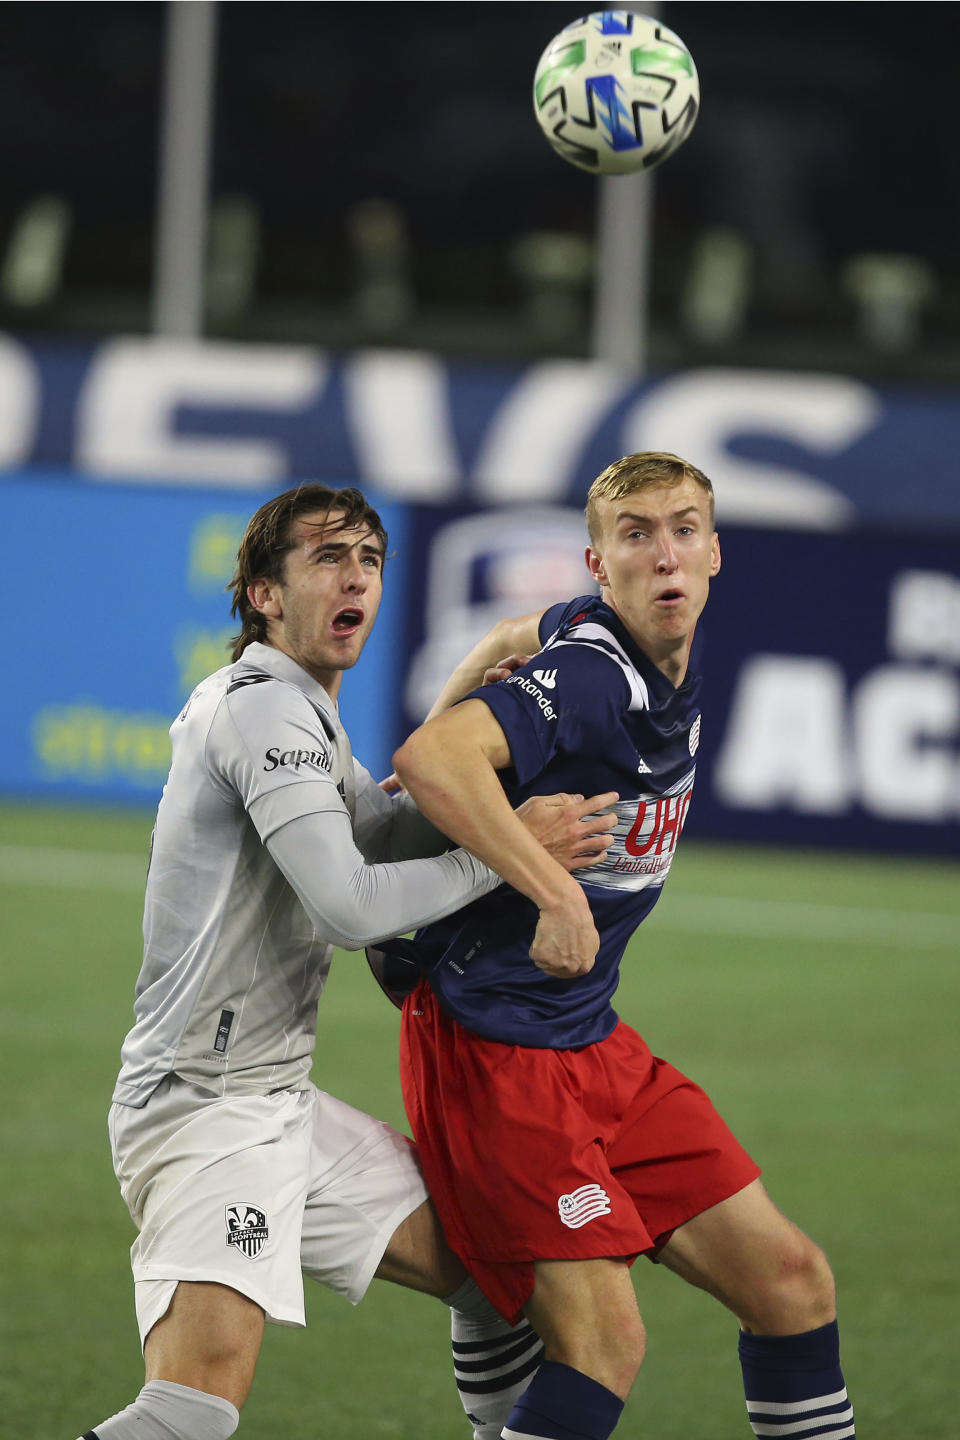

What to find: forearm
left=266, top=809, right=500, bottom=950
left=393, top=728, right=583, bottom=914
left=394, top=701, right=600, bottom=979
left=425, top=610, right=544, bottom=719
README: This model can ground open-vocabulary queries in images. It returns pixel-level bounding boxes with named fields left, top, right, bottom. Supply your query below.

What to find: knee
left=608, top=1307, right=647, bottom=1393
left=595, top=1300, right=646, bottom=1369
left=528, top=1261, right=646, bottom=1400
left=786, top=1236, right=836, bottom=1321
left=549, top=1307, right=645, bottom=1399
left=745, top=1234, right=837, bottom=1334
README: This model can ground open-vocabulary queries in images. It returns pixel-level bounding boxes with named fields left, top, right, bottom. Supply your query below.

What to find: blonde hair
left=585, top=451, right=714, bottom=544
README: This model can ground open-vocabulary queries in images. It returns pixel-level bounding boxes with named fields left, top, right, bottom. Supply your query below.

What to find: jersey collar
left=591, top=597, right=699, bottom=702
left=239, top=641, right=340, bottom=719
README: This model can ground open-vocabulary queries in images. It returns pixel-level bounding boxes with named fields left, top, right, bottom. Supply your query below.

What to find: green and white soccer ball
left=533, top=10, right=699, bottom=175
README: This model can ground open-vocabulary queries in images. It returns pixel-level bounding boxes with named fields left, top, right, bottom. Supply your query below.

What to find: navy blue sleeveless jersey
left=409, top=594, right=703, bottom=1048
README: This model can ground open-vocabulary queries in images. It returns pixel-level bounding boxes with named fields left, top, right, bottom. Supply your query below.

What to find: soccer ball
left=533, top=10, right=699, bottom=175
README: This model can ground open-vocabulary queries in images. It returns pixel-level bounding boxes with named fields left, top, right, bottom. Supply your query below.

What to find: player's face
left=250, top=510, right=384, bottom=694
left=586, top=479, right=720, bottom=683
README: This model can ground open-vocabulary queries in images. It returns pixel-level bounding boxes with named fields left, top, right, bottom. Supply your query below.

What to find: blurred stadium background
left=1, top=4, right=957, bottom=1437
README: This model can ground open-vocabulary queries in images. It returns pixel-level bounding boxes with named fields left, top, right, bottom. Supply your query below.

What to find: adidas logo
left=637, top=757, right=652, bottom=774
left=532, top=668, right=558, bottom=689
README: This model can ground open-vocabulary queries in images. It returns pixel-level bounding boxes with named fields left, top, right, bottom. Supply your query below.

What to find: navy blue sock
left=739, top=1321, right=855, bottom=1439
left=502, top=1360, right=624, bottom=1440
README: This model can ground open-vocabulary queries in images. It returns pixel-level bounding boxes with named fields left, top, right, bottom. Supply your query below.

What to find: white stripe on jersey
left=544, top=621, right=650, bottom=712
left=573, top=768, right=696, bottom=892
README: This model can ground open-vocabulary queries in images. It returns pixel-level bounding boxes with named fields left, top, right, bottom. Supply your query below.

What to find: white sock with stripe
left=739, top=1322, right=855, bottom=1440
left=445, top=1279, right=544, bottom=1440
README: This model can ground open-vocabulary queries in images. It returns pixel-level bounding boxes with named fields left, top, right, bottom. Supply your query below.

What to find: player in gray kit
left=77, top=484, right=616, bottom=1440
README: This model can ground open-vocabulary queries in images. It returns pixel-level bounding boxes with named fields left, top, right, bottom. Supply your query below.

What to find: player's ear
left=586, top=545, right=608, bottom=587
left=709, top=533, right=721, bottom=578
left=248, top=577, right=283, bottom=618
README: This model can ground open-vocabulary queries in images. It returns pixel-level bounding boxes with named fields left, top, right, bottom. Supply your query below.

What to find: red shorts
left=400, top=981, right=760, bottom=1323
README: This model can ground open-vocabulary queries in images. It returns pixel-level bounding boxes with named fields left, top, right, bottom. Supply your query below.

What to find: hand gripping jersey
left=408, top=595, right=703, bottom=1049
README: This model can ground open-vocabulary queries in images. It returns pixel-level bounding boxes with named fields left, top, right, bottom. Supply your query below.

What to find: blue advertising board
left=5, top=471, right=408, bottom=804
left=692, top=528, right=960, bottom=854
left=396, top=503, right=960, bottom=856
left=2, top=332, right=960, bottom=534
left=5, top=470, right=960, bottom=855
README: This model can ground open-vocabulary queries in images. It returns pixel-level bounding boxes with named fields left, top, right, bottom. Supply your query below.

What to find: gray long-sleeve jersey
left=112, top=642, right=499, bottom=1107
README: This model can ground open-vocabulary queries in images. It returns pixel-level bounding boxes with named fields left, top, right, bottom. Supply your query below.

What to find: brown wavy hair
left=228, top=484, right=388, bottom=659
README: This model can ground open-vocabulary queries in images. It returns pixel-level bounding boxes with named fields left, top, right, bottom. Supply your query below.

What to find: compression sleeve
left=351, top=761, right=451, bottom=862
left=264, top=806, right=500, bottom=949
left=384, top=790, right=452, bottom=860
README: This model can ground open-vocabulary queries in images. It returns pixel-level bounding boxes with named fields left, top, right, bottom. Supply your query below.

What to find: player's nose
left=342, top=555, right=367, bottom=590
left=655, top=536, right=678, bottom=571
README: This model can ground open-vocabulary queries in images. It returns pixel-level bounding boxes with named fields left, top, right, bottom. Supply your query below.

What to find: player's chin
left=333, top=626, right=370, bottom=658
left=653, top=608, right=688, bottom=633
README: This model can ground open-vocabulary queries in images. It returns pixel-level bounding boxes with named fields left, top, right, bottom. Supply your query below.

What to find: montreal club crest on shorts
left=225, top=1202, right=269, bottom=1259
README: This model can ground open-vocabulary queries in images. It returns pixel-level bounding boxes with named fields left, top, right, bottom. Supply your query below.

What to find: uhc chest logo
left=226, top=1203, right=269, bottom=1259
left=621, top=789, right=692, bottom=861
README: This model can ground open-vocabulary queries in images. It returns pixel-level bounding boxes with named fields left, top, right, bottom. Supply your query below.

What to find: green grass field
left=2, top=800, right=957, bottom=1438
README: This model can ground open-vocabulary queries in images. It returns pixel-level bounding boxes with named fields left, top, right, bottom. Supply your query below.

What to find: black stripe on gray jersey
left=307, top=700, right=339, bottom=743
left=452, top=1323, right=544, bottom=1394
left=225, top=672, right=274, bottom=695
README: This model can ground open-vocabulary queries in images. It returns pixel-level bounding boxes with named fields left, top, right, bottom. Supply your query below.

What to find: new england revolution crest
left=225, top=1202, right=269, bottom=1259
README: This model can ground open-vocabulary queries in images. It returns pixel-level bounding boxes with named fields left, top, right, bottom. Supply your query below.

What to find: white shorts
left=109, top=1074, right=428, bottom=1344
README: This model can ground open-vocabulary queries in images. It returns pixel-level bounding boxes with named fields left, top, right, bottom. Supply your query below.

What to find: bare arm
left=362, top=755, right=616, bottom=873
left=424, top=609, right=546, bottom=720
left=393, top=699, right=600, bottom=978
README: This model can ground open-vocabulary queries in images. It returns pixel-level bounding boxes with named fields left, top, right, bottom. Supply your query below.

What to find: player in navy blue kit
left=390, top=453, right=856, bottom=1440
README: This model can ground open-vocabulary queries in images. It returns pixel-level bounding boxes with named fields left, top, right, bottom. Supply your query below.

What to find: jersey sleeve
left=538, top=602, right=568, bottom=644
left=265, top=809, right=500, bottom=950
left=209, top=676, right=347, bottom=837
left=466, top=639, right=630, bottom=786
